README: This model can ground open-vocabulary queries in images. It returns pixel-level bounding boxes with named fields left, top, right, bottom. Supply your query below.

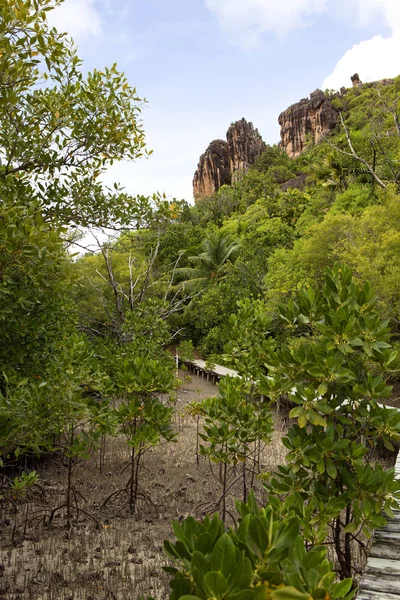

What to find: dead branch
left=322, top=112, right=386, bottom=189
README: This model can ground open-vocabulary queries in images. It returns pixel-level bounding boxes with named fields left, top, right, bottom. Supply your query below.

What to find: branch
left=90, top=230, right=125, bottom=324
left=322, top=113, right=387, bottom=189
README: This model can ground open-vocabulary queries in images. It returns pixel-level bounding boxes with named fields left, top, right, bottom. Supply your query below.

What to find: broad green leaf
left=211, top=534, right=236, bottom=577
left=343, top=522, right=358, bottom=534
left=333, top=578, right=353, bottom=598
left=326, top=459, right=337, bottom=479
left=289, top=406, right=303, bottom=418
left=204, top=571, right=229, bottom=597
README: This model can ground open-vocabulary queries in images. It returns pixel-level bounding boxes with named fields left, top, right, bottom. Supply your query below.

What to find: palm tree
left=175, top=230, right=240, bottom=290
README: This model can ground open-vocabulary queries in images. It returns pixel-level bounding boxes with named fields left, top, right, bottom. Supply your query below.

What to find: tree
left=107, top=356, right=176, bottom=515
left=0, top=0, right=151, bottom=229
left=175, top=230, right=240, bottom=290
left=257, top=264, right=400, bottom=578
left=0, top=0, right=156, bottom=471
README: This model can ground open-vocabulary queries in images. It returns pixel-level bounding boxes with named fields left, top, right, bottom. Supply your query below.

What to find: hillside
left=110, top=74, right=400, bottom=360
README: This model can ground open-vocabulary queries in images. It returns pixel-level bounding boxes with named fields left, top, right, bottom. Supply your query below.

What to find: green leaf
left=270, top=587, right=309, bottom=599
left=308, top=412, right=327, bottom=427
left=211, top=534, right=236, bottom=577
left=298, top=412, right=307, bottom=428
left=289, top=406, right=304, bottom=418
left=163, top=540, right=180, bottom=560
left=318, top=382, right=328, bottom=396
left=194, top=532, right=212, bottom=554
left=191, top=550, right=209, bottom=578
left=271, top=518, right=299, bottom=551
left=326, top=459, right=337, bottom=479
left=343, top=522, right=358, bottom=534
left=204, top=571, right=229, bottom=597
left=333, top=578, right=353, bottom=598
left=229, top=555, right=253, bottom=591
left=229, top=591, right=255, bottom=600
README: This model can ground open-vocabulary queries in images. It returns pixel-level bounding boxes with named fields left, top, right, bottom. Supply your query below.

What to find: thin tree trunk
left=129, top=446, right=135, bottom=514
left=242, top=455, right=247, bottom=502
left=222, top=459, right=227, bottom=523
left=66, top=430, right=74, bottom=531
left=133, top=449, right=142, bottom=515
left=196, top=416, right=200, bottom=468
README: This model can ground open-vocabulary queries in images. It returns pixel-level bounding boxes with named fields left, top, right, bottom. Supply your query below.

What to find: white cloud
left=205, top=0, right=328, bottom=48
left=322, top=35, right=400, bottom=90
left=205, top=0, right=400, bottom=89
left=353, top=0, right=400, bottom=34
left=323, top=0, right=400, bottom=89
left=48, top=0, right=102, bottom=42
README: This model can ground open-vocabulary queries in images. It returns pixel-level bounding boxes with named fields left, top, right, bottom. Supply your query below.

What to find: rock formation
left=192, top=140, right=232, bottom=200
left=226, top=118, right=266, bottom=177
left=278, top=89, right=338, bottom=158
left=351, top=73, right=362, bottom=88
left=193, top=118, right=266, bottom=200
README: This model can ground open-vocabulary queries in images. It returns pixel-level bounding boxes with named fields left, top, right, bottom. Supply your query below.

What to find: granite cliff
left=278, top=89, right=338, bottom=158
left=193, top=118, right=266, bottom=200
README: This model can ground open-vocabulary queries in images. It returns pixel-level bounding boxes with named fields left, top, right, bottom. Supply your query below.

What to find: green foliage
left=179, top=340, right=195, bottom=362
left=175, top=230, right=240, bottom=291
left=112, top=355, right=176, bottom=513
left=199, top=378, right=272, bottom=467
left=0, top=201, right=70, bottom=389
left=198, top=377, right=273, bottom=519
left=259, top=264, right=400, bottom=576
left=0, top=0, right=152, bottom=228
left=331, top=184, right=377, bottom=215
left=223, top=299, right=274, bottom=378
left=164, top=494, right=355, bottom=600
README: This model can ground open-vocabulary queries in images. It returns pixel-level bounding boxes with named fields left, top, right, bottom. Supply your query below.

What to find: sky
left=49, top=0, right=400, bottom=205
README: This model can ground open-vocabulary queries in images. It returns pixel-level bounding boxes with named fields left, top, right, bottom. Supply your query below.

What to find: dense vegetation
left=2, top=2, right=400, bottom=598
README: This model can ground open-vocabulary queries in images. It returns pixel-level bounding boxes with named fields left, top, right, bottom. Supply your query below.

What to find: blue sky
left=50, top=0, right=400, bottom=204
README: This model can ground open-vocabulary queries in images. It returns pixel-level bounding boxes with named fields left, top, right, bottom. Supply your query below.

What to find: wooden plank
left=357, top=449, right=400, bottom=598
left=359, top=573, right=400, bottom=594
left=364, top=556, right=400, bottom=575
left=374, top=530, right=400, bottom=542
left=369, top=541, right=400, bottom=560
left=357, top=591, right=400, bottom=600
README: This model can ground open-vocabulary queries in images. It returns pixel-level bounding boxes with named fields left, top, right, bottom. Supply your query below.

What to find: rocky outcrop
left=226, top=118, right=266, bottom=178
left=278, top=90, right=338, bottom=158
left=193, top=118, right=266, bottom=200
left=192, top=140, right=232, bottom=200
left=351, top=73, right=362, bottom=88
left=280, top=173, right=307, bottom=192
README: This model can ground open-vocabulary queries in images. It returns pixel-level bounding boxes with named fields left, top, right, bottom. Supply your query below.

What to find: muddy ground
left=0, top=372, right=287, bottom=600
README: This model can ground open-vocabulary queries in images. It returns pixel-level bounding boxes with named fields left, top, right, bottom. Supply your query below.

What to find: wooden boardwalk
left=182, top=358, right=239, bottom=384
left=357, top=451, right=400, bottom=599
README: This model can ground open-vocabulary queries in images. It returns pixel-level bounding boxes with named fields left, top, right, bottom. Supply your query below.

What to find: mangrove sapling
left=44, top=336, right=110, bottom=532
left=199, top=377, right=273, bottom=520
left=2, top=471, right=38, bottom=546
left=48, top=427, right=102, bottom=532
left=109, top=356, right=176, bottom=515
